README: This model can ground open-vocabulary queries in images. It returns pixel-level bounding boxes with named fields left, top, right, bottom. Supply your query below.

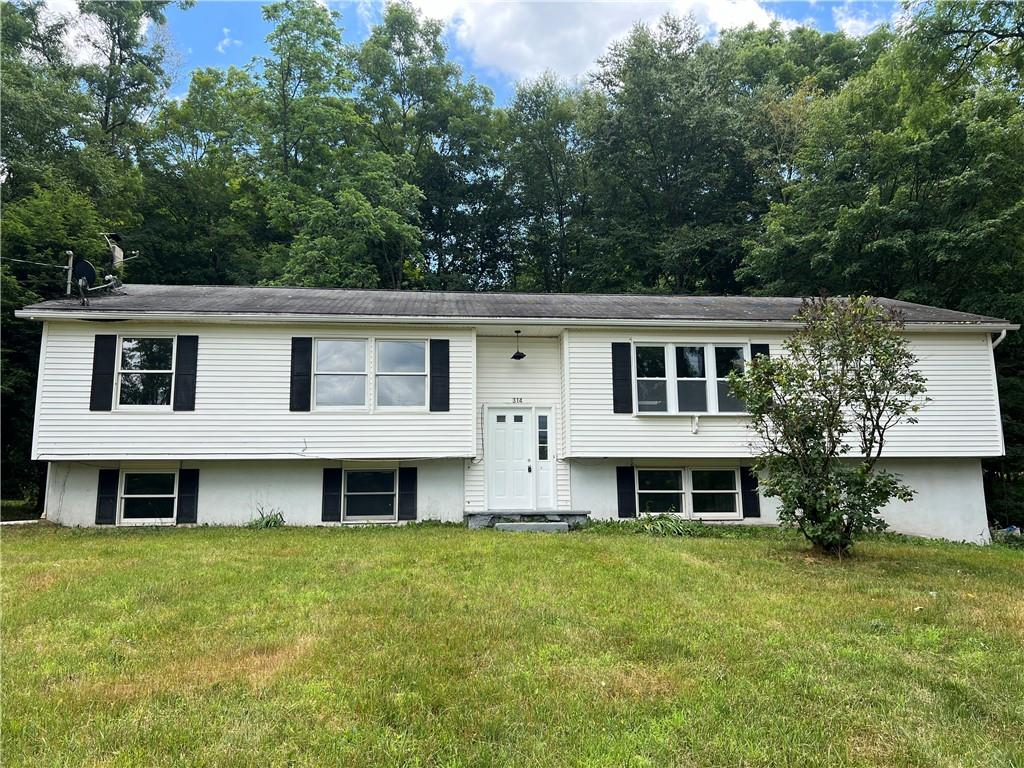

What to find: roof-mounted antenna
left=101, top=233, right=124, bottom=271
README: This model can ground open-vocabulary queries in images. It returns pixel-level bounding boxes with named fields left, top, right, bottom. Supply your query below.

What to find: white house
left=17, top=285, right=1016, bottom=542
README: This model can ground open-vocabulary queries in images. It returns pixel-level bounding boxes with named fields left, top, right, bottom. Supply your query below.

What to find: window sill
left=632, top=412, right=750, bottom=418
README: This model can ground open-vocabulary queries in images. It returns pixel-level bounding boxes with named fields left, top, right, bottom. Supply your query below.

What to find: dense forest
left=2, top=0, right=1022, bottom=520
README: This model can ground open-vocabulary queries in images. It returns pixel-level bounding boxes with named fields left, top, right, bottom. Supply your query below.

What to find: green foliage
left=245, top=505, right=286, bottom=529
left=730, top=297, right=929, bottom=555
left=580, top=514, right=785, bottom=540
left=990, top=526, right=1024, bottom=549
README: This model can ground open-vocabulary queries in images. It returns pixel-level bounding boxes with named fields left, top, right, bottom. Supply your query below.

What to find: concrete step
left=493, top=521, right=569, bottom=533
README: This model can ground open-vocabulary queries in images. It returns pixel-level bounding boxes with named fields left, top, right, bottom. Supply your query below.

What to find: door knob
left=527, top=465, right=532, bottom=473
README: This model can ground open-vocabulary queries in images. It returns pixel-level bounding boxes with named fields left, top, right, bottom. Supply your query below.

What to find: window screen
left=118, top=338, right=174, bottom=406
left=315, top=339, right=367, bottom=406
left=376, top=341, right=426, bottom=407
left=714, top=347, right=746, bottom=413
left=635, top=346, right=667, bottom=412
left=344, top=470, right=397, bottom=520
left=636, top=469, right=683, bottom=514
left=121, top=472, right=176, bottom=520
left=675, top=346, right=707, bottom=412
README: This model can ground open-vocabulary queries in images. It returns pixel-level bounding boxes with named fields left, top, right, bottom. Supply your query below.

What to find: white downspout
left=992, top=329, right=1007, bottom=349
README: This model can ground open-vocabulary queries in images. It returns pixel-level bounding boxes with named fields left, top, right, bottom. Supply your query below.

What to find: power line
left=2, top=257, right=68, bottom=269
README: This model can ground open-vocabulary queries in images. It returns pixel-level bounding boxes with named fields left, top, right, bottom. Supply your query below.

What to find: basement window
left=343, top=469, right=397, bottom=522
left=118, top=337, right=174, bottom=407
left=690, top=469, right=741, bottom=520
left=120, top=471, right=177, bottom=524
left=635, top=469, right=683, bottom=514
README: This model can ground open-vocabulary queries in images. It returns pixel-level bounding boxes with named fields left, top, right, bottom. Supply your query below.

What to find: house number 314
left=511, top=397, right=523, bottom=404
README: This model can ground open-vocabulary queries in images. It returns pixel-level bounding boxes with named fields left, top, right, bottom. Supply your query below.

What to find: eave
left=13, top=308, right=1019, bottom=333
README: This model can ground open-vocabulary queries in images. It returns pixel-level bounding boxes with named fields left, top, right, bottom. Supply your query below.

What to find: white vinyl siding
left=465, top=335, right=570, bottom=512
left=35, top=321, right=475, bottom=460
left=564, top=328, right=1005, bottom=458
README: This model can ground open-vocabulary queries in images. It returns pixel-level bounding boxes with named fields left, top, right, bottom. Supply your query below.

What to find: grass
left=1, top=524, right=1022, bottom=768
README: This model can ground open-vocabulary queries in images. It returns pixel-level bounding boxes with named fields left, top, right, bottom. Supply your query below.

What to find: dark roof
left=19, top=283, right=1014, bottom=326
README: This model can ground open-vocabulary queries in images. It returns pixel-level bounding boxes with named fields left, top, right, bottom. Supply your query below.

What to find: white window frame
left=688, top=467, right=742, bottom=521
left=313, top=337, right=369, bottom=410
left=536, top=412, right=550, bottom=461
left=633, top=466, right=744, bottom=520
left=631, top=342, right=750, bottom=415
left=635, top=468, right=685, bottom=516
left=115, top=335, right=176, bottom=410
left=374, top=339, right=429, bottom=411
left=633, top=345, right=670, bottom=413
left=674, top=345, right=709, bottom=415
left=342, top=467, right=398, bottom=523
left=310, top=337, right=432, bottom=413
left=118, top=468, right=178, bottom=526
left=711, top=345, right=748, bottom=414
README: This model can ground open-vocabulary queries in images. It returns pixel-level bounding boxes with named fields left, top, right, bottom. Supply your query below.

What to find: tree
left=354, top=2, right=496, bottom=288
left=584, top=15, right=759, bottom=293
left=729, top=297, right=928, bottom=555
left=504, top=73, right=591, bottom=291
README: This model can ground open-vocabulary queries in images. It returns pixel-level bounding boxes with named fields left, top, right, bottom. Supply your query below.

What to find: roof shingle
left=19, top=283, right=1013, bottom=326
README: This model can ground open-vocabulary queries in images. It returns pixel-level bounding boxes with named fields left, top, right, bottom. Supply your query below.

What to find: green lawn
left=2, top=525, right=1021, bottom=767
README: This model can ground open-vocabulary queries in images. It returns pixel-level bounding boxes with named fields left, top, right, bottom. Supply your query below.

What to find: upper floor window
left=312, top=338, right=428, bottom=410
left=714, top=347, right=746, bottom=413
left=633, top=343, right=748, bottom=414
left=635, top=346, right=668, bottom=412
left=315, top=339, right=367, bottom=407
left=376, top=340, right=426, bottom=408
left=118, top=337, right=174, bottom=407
left=676, top=346, right=707, bottom=412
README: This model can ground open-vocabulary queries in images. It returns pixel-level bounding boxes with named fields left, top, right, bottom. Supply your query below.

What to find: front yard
left=1, top=524, right=1021, bottom=767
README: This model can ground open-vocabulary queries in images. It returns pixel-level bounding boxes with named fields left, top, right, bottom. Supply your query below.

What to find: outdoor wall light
left=511, top=329, right=526, bottom=360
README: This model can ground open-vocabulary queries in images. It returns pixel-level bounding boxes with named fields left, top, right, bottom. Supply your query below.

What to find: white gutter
left=12, top=309, right=1020, bottom=333
left=992, top=329, right=1008, bottom=348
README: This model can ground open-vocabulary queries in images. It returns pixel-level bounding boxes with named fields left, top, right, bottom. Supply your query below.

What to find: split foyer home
left=17, top=285, right=1016, bottom=542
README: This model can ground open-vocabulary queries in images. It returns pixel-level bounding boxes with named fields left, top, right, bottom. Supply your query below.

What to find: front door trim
left=483, top=404, right=556, bottom=510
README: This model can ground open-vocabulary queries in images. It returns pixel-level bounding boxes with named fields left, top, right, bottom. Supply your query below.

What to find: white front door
left=487, top=408, right=534, bottom=509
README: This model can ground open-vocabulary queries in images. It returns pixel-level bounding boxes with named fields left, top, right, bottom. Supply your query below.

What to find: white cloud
left=216, top=27, right=242, bottom=54
left=832, top=1, right=892, bottom=37
left=401, top=0, right=800, bottom=81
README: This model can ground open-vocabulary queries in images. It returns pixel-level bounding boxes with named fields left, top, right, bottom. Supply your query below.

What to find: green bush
left=579, top=515, right=785, bottom=540
left=246, top=506, right=285, bottom=529
left=990, top=527, right=1024, bottom=549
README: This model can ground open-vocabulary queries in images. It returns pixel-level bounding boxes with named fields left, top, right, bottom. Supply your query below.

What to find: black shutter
left=95, top=468, right=119, bottom=525
left=429, top=339, right=450, bottom=412
left=740, top=466, right=761, bottom=518
left=176, top=468, right=200, bottom=524
left=616, top=466, right=636, bottom=519
left=89, top=335, right=117, bottom=411
left=750, top=343, right=770, bottom=360
left=322, top=467, right=342, bottom=522
left=398, top=467, right=417, bottom=521
left=173, top=335, right=199, bottom=411
left=611, top=342, right=633, bottom=414
left=290, top=337, right=312, bottom=412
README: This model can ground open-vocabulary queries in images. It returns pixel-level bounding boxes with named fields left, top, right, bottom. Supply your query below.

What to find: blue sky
left=153, top=0, right=900, bottom=105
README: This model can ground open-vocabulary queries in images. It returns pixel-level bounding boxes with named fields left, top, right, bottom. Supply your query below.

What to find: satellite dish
left=71, top=259, right=96, bottom=288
